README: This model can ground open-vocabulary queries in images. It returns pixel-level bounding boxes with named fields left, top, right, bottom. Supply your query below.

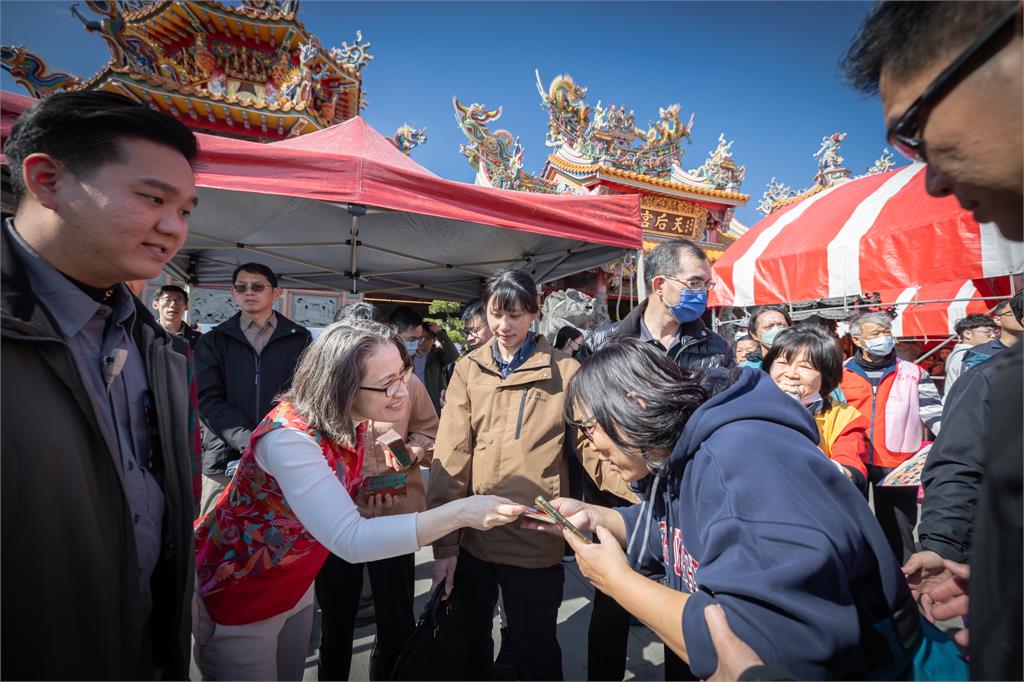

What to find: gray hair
left=849, top=311, right=893, bottom=337
left=279, top=320, right=396, bottom=445
left=334, top=301, right=382, bottom=323
left=644, top=239, right=707, bottom=291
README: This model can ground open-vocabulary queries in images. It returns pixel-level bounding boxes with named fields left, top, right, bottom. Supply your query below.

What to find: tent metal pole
left=347, top=204, right=366, bottom=294
left=534, top=243, right=588, bottom=282
left=636, top=248, right=646, bottom=301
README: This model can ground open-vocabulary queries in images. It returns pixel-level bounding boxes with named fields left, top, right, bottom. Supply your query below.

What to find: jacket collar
left=613, top=298, right=712, bottom=346
left=1, top=219, right=40, bottom=325
left=213, top=310, right=303, bottom=346
left=469, top=334, right=556, bottom=385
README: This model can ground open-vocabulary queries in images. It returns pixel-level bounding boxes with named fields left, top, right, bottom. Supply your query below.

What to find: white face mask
left=863, top=334, right=895, bottom=356
left=798, top=392, right=823, bottom=406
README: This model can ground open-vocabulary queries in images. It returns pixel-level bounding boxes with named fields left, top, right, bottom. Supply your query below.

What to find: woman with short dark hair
left=426, top=268, right=596, bottom=680
left=524, top=340, right=964, bottom=680
left=192, top=320, right=525, bottom=680
left=763, top=326, right=869, bottom=493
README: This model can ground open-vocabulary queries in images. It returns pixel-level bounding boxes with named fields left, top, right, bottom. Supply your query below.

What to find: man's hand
left=903, top=550, right=953, bottom=620
left=927, top=560, right=970, bottom=646
left=704, top=604, right=764, bottom=682
left=431, top=555, right=458, bottom=599
left=565, top=526, right=631, bottom=597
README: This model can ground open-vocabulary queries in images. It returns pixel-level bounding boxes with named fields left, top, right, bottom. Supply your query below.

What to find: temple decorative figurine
left=453, top=70, right=751, bottom=263
left=3, top=0, right=373, bottom=142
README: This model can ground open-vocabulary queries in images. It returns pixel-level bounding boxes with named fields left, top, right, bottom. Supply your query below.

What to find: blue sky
left=2, top=1, right=894, bottom=227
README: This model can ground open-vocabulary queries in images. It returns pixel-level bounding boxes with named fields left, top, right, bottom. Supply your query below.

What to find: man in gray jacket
left=2, top=92, right=200, bottom=679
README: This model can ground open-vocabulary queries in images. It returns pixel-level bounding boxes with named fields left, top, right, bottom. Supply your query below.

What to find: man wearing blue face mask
left=841, top=311, right=943, bottom=563
left=389, top=305, right=457, bottom=416
left=577, top=238, right=733, bottom=682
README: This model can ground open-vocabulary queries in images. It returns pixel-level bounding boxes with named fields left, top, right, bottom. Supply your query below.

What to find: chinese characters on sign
left=641, top=209, right=698, bottom=237
left=639, top=196, right=709, bottom=240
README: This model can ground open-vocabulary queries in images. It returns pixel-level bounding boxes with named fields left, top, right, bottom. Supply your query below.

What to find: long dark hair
left=565, top=339, right=707, bottom=470
left=761, top=325, right=843, bottom=408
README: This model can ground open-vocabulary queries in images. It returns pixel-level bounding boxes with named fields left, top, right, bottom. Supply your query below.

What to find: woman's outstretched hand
left=456, top=495, right=526, bottom=530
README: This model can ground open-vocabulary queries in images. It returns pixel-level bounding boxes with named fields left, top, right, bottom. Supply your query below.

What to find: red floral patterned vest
left=194, top=402, right=365, bottom=625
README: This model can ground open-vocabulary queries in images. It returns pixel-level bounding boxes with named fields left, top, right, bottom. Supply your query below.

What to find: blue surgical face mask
left=864, top=334, right=895, bottom=356
left=663, top=288, right=707, bottom=324
left=404, top=340, right=420, bottom=354
left=759, top=326, right=786, bottom=349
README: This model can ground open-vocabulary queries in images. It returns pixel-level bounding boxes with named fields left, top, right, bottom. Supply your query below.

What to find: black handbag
left=389, top=580, right=469, bottom=680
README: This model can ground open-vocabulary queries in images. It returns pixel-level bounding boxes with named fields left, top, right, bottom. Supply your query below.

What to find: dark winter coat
left=578, top=299, right=734, bottom=371
left=1, top=227, right=199, bottom=680
left=194, top=311, right=311, bottom=474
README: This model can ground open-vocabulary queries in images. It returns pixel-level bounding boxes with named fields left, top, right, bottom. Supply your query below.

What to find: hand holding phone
left=376, top=429, right=413, bottom=468
left=534, top=496, right=592, bottom=545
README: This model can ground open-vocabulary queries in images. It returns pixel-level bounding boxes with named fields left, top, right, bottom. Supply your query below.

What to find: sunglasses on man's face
left=232, top=283, right=269, bottom=293
left=886, top=5, right=1020, bottom=163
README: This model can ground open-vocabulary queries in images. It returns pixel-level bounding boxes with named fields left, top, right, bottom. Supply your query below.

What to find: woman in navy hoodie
left=527, top=339, right=964, bottom=680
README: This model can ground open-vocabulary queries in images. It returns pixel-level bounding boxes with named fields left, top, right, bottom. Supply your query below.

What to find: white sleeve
left=254, top=428, right=420, bottom=563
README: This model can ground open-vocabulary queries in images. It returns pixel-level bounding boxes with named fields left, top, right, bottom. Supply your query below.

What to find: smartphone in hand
left=376, top=429, right=413, bottom=467
left=534, top=496, right=592, bottom=545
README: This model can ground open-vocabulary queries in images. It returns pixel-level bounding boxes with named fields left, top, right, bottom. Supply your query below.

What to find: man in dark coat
left=195, top=262, right=311, bottom=515
left=1, top=92, right=201, bottom=679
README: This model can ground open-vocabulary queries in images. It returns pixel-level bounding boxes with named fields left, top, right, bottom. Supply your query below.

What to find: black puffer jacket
left=195, top=312, right=311, bottom=474
left=578, top=299, right=735, bottom=371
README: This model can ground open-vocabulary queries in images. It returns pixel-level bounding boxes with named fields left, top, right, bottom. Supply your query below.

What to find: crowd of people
left=1, top=1, right=1021, bottom=681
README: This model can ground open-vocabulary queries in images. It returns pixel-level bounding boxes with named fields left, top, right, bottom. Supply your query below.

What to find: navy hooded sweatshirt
left=618, top=368, right=916, bottom=680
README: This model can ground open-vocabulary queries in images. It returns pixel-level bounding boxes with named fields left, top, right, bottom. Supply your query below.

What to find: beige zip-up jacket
left=426, top=336, right=635, bottom=569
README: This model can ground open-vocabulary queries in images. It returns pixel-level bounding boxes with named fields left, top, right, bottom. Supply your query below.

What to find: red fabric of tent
left=710, top=164, right=1023, bottom=308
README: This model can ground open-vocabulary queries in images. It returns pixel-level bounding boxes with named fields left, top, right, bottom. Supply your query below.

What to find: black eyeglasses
left=887, top=5, right=1020, bottom=163
left=663, top=275, right=717, bottom=291
left=232, top=283, right=269, bottom=293
left=359, top=366, right=413, bottom=398
left=570, top=417, right=599, bottom=442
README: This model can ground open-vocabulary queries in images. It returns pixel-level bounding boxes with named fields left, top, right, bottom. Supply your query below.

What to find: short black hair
left=1011, top=289, right=1024, bottom=324
left=954, top=312, right=997, bottom=337
left=644, top=239, right=707, bottom=291
left=156, top=284, right=188, bottom=304
left=232, top=262, right=279, bottom=288
left=483, top=269, right=540, bottom=315
left=460, top=299, right=485, bottom=326
left=388, top=304, right=424, bottom=334
left=554, top=325, right=583, bottom=351
left=3, top=91, right=199, bottom=207
left=762, top=326, right=844, bottom=408
left=841, top=1, right=1016, bottom=95
left=565, top=338, right=707, bottom=470
left=748, top=305, right=792, bottom=334
left=334, top=301, right=382, bottom=323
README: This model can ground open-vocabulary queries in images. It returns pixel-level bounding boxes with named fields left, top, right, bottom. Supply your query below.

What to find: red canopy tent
left=2, top=91, right=641, bottom=300
left=710, top=164, right=1022, bottom=309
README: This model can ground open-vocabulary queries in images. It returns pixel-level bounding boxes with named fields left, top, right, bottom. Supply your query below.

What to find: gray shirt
left=5, top=219, right=165, bottom=624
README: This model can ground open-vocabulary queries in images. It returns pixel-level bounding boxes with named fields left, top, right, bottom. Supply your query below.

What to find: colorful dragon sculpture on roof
left=452, top=97, right=556, bottom=193
left=1, top=45, right=81, bottom=97
left=689, top=133, right=747, bottom=191
left=390, top=124, right=427, bottom=155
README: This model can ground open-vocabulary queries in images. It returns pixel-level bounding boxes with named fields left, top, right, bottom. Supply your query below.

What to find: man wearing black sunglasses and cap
left=195, top=262, right=312, bottom=515
left=840, top=3, right=1022, bottom=680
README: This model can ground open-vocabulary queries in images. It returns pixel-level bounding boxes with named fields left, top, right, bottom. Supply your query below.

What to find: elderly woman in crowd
left=763, top=325, right=869, bottom=495
left=193, top=321, right=524, bottom=681
left=526, top=339, right=964, bottom=680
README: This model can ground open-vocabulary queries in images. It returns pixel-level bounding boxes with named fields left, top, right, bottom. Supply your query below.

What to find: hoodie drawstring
left=626, top=472, right=661, bottom=570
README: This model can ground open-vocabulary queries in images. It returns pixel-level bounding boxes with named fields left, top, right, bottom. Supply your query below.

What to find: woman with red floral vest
left=193, top=320, right=525, bottom=681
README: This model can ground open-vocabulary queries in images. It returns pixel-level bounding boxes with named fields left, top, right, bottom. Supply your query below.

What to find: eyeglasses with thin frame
left=359, top=366, right=413, bottom=398
left=465, top=324, right=487, bottom=338
left=570, top=416, right=599, bottom=442
left=662, top=275, right=717, bottom=291
left=232, top=283, right=269, bottom=294
left=886, top=5, right=1020, bottom=163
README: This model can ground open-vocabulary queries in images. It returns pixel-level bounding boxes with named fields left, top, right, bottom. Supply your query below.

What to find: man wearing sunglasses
left=842, top=3, right=1022, bottom=680
left=194, top=262, right=312, bottom=516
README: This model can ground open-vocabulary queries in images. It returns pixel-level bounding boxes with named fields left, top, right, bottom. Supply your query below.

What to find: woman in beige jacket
left=315, top=335, right=440, bottom=680
left=426, top=269, right=594, bottom=680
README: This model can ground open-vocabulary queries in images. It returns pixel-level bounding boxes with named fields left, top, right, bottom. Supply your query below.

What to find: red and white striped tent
left=883, top=278, right=1008, bottom=339
left=710, top=164, right=1023, bottom=309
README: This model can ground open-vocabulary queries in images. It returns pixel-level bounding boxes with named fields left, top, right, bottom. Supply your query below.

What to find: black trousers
left=457, top=549, right=564, bottom=680
left=314, top=552, right=416, bottom=681
left=868, top=464, right=919, bottom=564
